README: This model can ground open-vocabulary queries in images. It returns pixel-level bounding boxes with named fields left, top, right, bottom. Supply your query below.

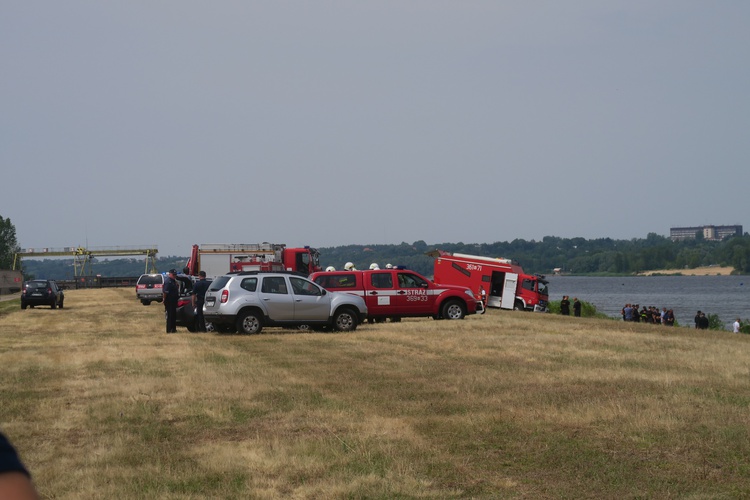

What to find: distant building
left=670, top=225, right=743, bottom=241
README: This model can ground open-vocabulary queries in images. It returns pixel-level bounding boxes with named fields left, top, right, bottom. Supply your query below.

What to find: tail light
left=221, top=290, right=229, bottom=303
left=177, top=298, right=191, bottom=308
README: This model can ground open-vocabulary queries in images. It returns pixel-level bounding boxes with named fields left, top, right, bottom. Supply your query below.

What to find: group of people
left=621, top=304, right=676, bottom=325
left=559, top=296, right=582, bottom=317
left=163, top=269, right=210, bottom=334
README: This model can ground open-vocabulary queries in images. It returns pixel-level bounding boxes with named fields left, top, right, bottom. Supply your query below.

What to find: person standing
left=560, top=296, right=570, bottom=316
left=698, top=312, right=709, bottom=330
left=573, top=297, right=582, bottom=317
left=694, top=311, right=702, bottom=329
left=191, top=271, right=210, bottom=332
left=163, top=269, right=179, bottom=333
left=734, top=318, right=741, bottom=334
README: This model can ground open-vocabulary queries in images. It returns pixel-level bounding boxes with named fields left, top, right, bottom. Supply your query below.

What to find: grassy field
left=1, top=288, right=750, bottom=499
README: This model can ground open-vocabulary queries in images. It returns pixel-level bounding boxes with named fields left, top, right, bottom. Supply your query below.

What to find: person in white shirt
left=733, top=318, right=741, bottom=334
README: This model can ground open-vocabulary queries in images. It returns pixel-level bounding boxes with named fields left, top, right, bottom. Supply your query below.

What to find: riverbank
left=637, top=266, right=735, bottom=276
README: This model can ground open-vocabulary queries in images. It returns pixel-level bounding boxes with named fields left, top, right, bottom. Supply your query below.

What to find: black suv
left=21, top=280, right=65, bottom=309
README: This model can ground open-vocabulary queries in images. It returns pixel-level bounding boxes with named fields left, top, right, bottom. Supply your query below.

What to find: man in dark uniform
left=191, top=271, right=210, bottom=332
left=163, top=269, right=180, bottom=333
left=560, top=295, right=570, bottom=316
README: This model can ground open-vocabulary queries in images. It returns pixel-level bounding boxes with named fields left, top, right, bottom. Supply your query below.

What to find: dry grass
left=2, top=288, right=750, bottom=498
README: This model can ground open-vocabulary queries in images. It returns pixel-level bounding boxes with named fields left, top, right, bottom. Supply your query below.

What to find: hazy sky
left=3, top=1, right=748, bottom=257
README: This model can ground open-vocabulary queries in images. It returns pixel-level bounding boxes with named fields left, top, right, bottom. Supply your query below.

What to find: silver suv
left=136, top=273, right=164, bottom=305
left=203, top=271, right=368, bottom=334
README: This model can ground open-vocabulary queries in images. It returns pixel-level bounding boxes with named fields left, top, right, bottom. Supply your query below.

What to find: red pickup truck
left=309, top=268, right=482, bottom=322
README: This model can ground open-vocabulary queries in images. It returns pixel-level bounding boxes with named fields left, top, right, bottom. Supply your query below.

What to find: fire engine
left=428, top=250, right=549, bottom=312
left=186, top=243, right=321, bottom=279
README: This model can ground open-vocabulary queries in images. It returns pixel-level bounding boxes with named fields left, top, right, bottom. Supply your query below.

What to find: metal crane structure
left=13, top=246, right=159, bottom=276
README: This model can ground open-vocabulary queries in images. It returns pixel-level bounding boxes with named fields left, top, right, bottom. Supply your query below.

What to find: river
left=545, top=275, right=749, bottom=329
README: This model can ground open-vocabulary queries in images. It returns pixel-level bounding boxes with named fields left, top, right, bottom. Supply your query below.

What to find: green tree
left=0, top=215, right=19, bottom=269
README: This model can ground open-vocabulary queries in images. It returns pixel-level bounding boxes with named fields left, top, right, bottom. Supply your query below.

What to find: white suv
left=203, top=271, right=368, bottom=334
left=135, top=273, right=164, bottom=305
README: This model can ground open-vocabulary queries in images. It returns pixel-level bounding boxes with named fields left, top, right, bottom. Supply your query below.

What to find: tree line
left=321, top=233, right=750, bottom=276
left=4, top=212, right=749, bottom=279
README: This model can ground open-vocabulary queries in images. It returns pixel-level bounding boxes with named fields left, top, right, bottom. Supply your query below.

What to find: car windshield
left=538, top=280, right=549, bottom=296
left=209, top=276, right=231, bottom=291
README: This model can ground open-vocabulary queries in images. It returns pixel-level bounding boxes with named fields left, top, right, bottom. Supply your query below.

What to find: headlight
left=464, top=289, right=474, bottom=298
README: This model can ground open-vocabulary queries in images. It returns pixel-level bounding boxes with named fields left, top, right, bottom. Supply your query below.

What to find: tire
left=21, top=303, right=27, bottom=310
left=236, top=311, right=263, bottom=335
left=59, top=299, right=64, bottom=309
left=332, top=308, right=358, bottom=332
left=513, top=301, right=525, bottom=311
left=50, top=300, right=57, bottom=310
left=441, top=300, right=465, bottom=320
left=205, top=322, right=215, bottom=333
left=142, top=300, right=151, bottom=306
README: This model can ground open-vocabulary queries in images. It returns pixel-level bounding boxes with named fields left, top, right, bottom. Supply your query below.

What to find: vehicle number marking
left=406, top=296, right=428, bottom=302
left=466, top=264, right=483, bottom=271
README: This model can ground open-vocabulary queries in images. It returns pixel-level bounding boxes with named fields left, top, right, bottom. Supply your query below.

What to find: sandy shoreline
left=637, top=266, right=735, bottom=276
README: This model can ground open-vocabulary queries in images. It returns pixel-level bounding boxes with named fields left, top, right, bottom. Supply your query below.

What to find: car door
left=395, top=272, right=434, bottom=315
left=258, top=276, right=295, bottom=321
left=289, top=277, right=330, bottom=321
left=365, top=271, right=397, bottom=316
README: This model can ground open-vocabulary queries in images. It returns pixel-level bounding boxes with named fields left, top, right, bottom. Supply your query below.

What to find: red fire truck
left=429, top=250, right=549, bottom=312
left=186, top=243, right=321, bottom=279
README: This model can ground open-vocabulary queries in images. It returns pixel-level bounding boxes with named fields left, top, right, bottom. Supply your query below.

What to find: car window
left=397, top=273, right=428, bottom=289
left=314, top=274, right=356, bottom=289
left=240, top=277, right=258, bottom=292
left=26, top=282, right=47, bottom=289
left=290, top=277, right=322, bottom=296
left=209, top=276, right=231, bottom=291
left=261, top=276, right=288, bottom=294
left=370, top=273, right=393, bottom=289
left=138, top=275, right=163, bottom=285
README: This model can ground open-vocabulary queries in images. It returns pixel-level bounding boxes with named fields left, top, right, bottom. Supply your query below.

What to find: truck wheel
left=237, top=311, right=263, bottom=334
left=333, top=308, right=358, bottom=332
left=441, top=300, right=465, bottom=320
left=513, top=301, right=525, bottom=311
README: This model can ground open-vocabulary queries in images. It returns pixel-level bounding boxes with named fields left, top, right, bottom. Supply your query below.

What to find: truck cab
left=310, top=268, right=481, bottom=321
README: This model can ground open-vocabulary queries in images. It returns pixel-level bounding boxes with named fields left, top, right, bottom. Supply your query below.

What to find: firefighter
left=385, top=263, right=393, bottom=269
left=344, top=262, right=357, bottom=271
left=369, top=263, right=380, bottom=270
left=325, top=266, right=336, bottom=272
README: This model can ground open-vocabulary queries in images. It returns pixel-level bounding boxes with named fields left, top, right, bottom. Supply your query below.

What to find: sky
left=2, top=1, right=748, bottom=257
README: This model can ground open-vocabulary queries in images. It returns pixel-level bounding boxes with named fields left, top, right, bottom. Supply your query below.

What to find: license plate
left=206, top=298, right=215, bottom=306
left=32, top=293, right=42, bottom=296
